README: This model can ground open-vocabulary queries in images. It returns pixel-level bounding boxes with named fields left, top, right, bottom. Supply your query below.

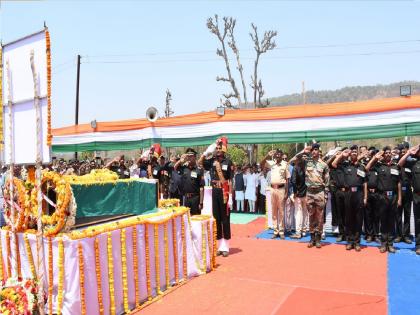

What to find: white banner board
left=2, top=30, right=51, bottom=164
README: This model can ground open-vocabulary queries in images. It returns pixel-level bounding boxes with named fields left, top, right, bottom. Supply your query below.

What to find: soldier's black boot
left=379, top=242, right=387, bottom=253
left=388, top=237, right=396, bottom=253
left=315, top=232, right=322, bottom=248
left=308, top=233, right=315, bottom=248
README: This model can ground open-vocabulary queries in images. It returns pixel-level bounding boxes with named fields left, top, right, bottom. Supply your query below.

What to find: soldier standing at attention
left=366, top=146, right=402, bottom=253
left=332, top=145, right=367, bottom=251
left=398, top=144, right=420, bottom=254
left=293, top=143, right=329, bottom=248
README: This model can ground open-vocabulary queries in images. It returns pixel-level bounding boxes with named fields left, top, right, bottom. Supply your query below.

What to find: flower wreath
left=30, top=171, right=76, bottom=237
left=3, top=177, right=29, bottom=232
left=158, top=198, right=180, bottom=209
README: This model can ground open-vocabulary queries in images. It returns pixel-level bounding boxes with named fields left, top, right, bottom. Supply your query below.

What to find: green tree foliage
left=227, top=145, right=248, bottom=166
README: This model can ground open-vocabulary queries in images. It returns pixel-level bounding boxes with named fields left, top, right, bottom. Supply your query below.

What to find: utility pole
left=75, top=55, right=81, bottom=159
left=164, top=89, right=173, bottom=118
left=302, top=81, right=306, bottom=105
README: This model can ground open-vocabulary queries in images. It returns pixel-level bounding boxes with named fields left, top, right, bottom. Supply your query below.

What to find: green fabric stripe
left=52, top=122, right=420, bottom=152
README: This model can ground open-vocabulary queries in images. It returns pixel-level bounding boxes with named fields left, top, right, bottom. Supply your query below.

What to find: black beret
left=350, top=145, right=358, bottom=151
left=402, top=141, right=410, bottom=149
left=397, top=144, right=404, bottom=151
left=368, top=146, right=376, bottom=151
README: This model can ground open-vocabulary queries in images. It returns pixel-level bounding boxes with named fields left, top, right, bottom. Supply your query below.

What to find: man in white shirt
left=258, top=168, right=269, bottom=213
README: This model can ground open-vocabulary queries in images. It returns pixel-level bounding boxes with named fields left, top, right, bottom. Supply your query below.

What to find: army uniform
left=364, top=166, right=380, bottom=242
left=304, top=156, right=330, bottom=247
left=333, top=167, right=347, bottom=241
left=375, top=161, right=401, bottom=252
left=179, top=165, right=204, bottom=215
left=340, top=160, right=366, bottom=248
left=395, top=166, right=413, bottom=243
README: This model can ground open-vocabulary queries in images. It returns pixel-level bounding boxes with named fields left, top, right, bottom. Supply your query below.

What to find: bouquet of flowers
left=0, top=279, right=40, bottom=315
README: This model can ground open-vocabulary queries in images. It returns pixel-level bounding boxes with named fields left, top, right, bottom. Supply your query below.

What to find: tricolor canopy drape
left=52, top=96, right=420, bottom=152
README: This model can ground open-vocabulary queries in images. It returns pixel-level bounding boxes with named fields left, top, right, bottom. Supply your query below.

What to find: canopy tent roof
left=52, top=95, right=420, bottom=152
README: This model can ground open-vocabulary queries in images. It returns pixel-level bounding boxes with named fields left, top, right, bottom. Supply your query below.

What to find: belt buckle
left=402, top=187, right=407, bottom=191
left=351, top=187, right=357, bottom=192
left=386, top=191, right=393, bottom=197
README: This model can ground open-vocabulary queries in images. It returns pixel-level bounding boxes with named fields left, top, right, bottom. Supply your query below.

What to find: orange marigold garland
left=3, top=177, right=28, bottom=232
left=94, top=238, right=104, bottom=315
left=144, top=224, right=152, bottom=301
left=181, top=216, right=187, bottom=281
left=57, top=238, right=65, bottom=315
left=120, top=229, right=129, bottom=313
left=164, top=223, right=170, bottom=289
left=213, top=220, right=217, bottom=269
left=207, top=220, right=213, bottom=271
left=201, top=222, right=206, bottom=273
left=78, top=243, right=86, bottom=315
left=5, top=231, right=11, bottom=279
left=107, top=232, right=116, bottom=315
left=24, top=234, right=37, bottom=280
left=48, top=237, right=53, bottom=315
left=132, top=227, right=140, bottom=306
left=15, top=233, right=22, bottom=279
left=45, top=28, right=52, bottom=146
left=171, top=217, right=179, bottom=284
left=154, top=224, right=162, bottom=295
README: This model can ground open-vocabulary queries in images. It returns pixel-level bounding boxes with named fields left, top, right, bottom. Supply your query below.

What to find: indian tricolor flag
left=52, top=95, right=420, bottom=152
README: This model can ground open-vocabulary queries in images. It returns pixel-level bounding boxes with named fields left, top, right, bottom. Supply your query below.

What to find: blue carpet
left=255, top=229, right=416, bottom=250
left=388, top=249, right=420, bottom=315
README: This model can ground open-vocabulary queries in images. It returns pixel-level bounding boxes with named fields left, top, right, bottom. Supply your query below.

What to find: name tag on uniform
left=357, top=169, right=366, bottom=178
left=222, top=164, right=228, bottom=171
left=191, top=171, right=197, bottom=178
left=402, top=187, right=408, bottom=191
left=351, top=187, right=358, bottom=192
left=153, top=170, right=158, bottom=175
left=386, top=191, right=394, bottom=197
left=405, top=168, right=411, bottom=173
left=390, top=169, right=399, bottom=176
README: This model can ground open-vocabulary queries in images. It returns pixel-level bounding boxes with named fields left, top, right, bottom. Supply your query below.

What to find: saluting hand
left=342, top=149, right=351, bottom=158
left=409, top=145, right=420, bottom=155
left=375, top=150, right=384, bottom=160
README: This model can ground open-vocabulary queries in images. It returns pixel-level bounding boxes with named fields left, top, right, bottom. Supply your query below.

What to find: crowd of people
left=1, top=139, right=419, bottom=257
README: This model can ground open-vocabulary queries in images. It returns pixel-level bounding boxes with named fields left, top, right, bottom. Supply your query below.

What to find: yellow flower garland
left=154, top=224, right=162, bottom=295
left=120, top=229, right=129, bottom=313
left=213, top=220, right=217, bottom=269
left=144, top=224, right=152, bottom=301
left=207, top=221, right=213, bottom=271
left=45, top=29, right=52, bottom=146
left=48, top=237, right=53, bottom=315
left=23, top=234, right=37, bottom=280
left=94, top=238, right=104, bottom=315
left=0, top=233, right=4, bottom=281
left=132, top=227, right=140, bottom=306
left=78, top=243, right=86, bottom=315
left=6, top=231, right=11, bottom=279
left=181, top=217, right=187, bottom=281
left=57, top=238, right=65, bottom=315
left=171, top=218, right=179, bottom=284
left=35, top=172, right=72, bottom=237
left=158, top=199, right=180, bottom=209
left=107, top=232, right=116, bottom=315
left=201, top=222, right=207, bottom=273
left=15, top=233, right=22, bottom=279
left=3, top=177, right=29, bottom=232
left=164, top=223, right=170, bottom=289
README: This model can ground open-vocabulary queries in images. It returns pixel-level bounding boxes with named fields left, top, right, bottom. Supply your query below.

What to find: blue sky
left=1, top=0, right=420, bottom=128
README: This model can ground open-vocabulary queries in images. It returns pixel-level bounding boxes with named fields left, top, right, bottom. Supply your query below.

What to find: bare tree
left=250, top=23, right=277, bottom=108
left=227, top=19, right=248, bottom=108
left=207, top=15, right=242, bottom=107
left=164, top=89, right=174, bottom=118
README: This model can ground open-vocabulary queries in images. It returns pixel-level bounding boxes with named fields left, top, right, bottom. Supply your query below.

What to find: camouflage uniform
left=304, top=157, right=330, bottom=244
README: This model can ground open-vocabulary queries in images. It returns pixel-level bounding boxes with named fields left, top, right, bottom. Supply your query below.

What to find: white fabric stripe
left=53, top=108, right=420, bottom=145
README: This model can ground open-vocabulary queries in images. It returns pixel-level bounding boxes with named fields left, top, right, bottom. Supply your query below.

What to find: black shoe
left=416, top=248, right=420, bottom=255
left=354, top=244, right=361, bottom=252
left=271, top=233, right=279, bottom=239
left=290, top=233, right=302, bottom=239
left=374, top=237, right=381, bottom=244
left=379, top=245, right=387, bottom=253
left=388, top=246, right=396, bottom=254
left=366, top=236, right=373, bottom=243
left=403, top=237, right=412, bottom=244
left=222, top=251, right=229, bottom=257
left=336, top=235, right=344, bottom=242
left=346, top=243, right=353, bottom=250
left=394, top=237, right=402, bottom=243
left=216, top=250, right=223, bottom=256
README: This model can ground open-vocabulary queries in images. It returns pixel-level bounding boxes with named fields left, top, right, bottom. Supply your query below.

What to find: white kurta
left=244, top=173, right=258, bottom=201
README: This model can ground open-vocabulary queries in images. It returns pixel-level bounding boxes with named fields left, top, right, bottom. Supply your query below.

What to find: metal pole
left=75, top=54, right=81, bottom=159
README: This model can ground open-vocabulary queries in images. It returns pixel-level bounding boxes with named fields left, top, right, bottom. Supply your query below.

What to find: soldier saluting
left=366, top=146, right=402, bottom=253
left=293, top=143, right=329, bottom=248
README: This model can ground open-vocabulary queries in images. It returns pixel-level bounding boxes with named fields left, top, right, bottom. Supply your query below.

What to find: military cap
left=311, top=143, right=320, bottom=150
left=185, top=148, right=197, bottom=156
left=350, top=144, right=358, bottom=151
